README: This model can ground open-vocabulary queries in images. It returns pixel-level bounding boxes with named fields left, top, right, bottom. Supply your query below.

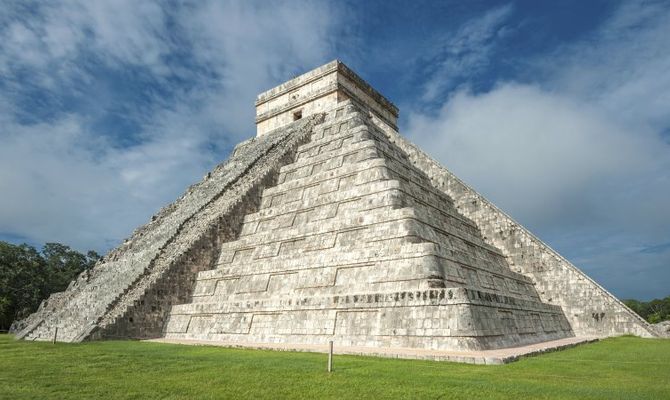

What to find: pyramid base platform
left=146, top=335, right=599, bottom=365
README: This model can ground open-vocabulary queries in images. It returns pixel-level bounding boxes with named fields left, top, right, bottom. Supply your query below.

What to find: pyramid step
left=24, top=62, right=655, bottom=352
left=241, top=179, right=401, bottom=227
left=264, top=151, right=388, bottom=202
left=205, top=242, right=436, bottom=282
left=241, top=185, right=404, bottom=239
left=208, top=240, right=433, bottom=277
left=218, top=206, right=418, bottom=256
left=277, top=139, right=380, bottom=185
left=196, top=236, right=538, bottom=303
left=291, top=112, right=368, bottom=152
left=294, top=123, right=367, bottom=162
left=170, top=287, right=562, bottom=317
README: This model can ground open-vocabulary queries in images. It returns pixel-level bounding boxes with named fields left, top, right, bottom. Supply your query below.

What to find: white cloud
left=0, top=104, right=216, bottom=250
left=407, top=84, right=669, bottom=233
left=178, top=1, right=340, bottom=137
left=407, top=1, right=670, bottom=298
left=2, top=0, right=666, bottom=299
left=541, top=0, right=670, bottom=133
left=0, top=1, right=342, bottom=251
left=421, top=4, right=514, bottom=101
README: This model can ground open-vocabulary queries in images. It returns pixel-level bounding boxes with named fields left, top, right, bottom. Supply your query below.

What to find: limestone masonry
left=13, top=60, right=657, bottom=353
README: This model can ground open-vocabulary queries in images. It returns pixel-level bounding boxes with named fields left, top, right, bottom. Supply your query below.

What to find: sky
left=0, top=0, right=668, bottom=300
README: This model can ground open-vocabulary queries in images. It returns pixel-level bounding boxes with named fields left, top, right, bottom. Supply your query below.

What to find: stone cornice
left=255, top=81, right=338, bottom=123
left=255, top=60, right=399, bottom=120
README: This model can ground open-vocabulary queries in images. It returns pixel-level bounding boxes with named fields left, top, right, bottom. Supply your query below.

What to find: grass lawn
left=1, top=334, right=668, bottom=399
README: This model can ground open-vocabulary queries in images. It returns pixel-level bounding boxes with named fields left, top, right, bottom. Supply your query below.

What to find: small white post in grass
left=327, top=340, right=333, bottom=372
left=52, top=327, right=58, bottom=344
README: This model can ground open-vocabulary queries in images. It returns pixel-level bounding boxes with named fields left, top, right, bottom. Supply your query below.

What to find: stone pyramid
left=14, top=61, right=657, bottom=351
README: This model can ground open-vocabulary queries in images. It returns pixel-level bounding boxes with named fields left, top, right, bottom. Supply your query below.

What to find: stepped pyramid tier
left=163, top=101, right=573, bottom=350
left=13, top=115, right=324, bottom=342
left=14, top=60, right=656, bottom=350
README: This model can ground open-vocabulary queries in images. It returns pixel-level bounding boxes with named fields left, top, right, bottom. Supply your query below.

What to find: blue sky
left=0, top=0, right=668, bottom=300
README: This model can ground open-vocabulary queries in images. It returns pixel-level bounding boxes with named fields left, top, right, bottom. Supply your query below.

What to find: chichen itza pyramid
left=13, top=61, right=657, bottom=356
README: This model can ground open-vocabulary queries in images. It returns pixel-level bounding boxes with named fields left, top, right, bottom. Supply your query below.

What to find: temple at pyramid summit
left=13, top=60, right=658, bottom=358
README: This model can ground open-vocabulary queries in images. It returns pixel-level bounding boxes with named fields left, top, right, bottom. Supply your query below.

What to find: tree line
left=624, top=296, right=670, bottom=324
left=0, top=241, right=100, bottom=331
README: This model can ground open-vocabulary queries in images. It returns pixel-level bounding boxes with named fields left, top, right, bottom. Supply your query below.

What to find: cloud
left=0, top=1, right=342, bottom=252
left=0, top=0, right=171, bottom=94
left=539, top=0, right=670, bottom=133
left=408, top=84, right=669, bottom=233
left=0, top=103, right=217, bottom=251
left=1, top=0, right=667, bottom=299
left=407, top=1, right=670, bottom=298
left=176, top=0, right=341, bottom=138
left=420, top=4, right=514, bottom=102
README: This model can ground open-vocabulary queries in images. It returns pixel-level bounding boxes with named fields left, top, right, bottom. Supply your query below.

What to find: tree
left=0, top=242, right=46, bottom=330
left=0, top=241, right=101, bottom=331
left=41, top=242, right=100, bottom=294
left=624, top=296, right=670, bottom=324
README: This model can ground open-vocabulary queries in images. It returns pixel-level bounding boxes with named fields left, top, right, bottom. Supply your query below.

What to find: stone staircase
left=163, top=101, right=573, bottom=351
left=15, top=114, right=325, bottom=342
left=14, top=57, right=657, bottom=352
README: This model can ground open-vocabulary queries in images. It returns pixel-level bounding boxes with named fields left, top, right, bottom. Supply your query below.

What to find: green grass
left=1, top=335, right=668, bottom=399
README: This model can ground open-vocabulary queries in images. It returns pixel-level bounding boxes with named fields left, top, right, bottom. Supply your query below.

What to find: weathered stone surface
left=15, top=114, right=324, bottom=342
left=367, top=114, right=656, bottom=338
left=653, top=321, right=670, bottom=337
left=162, top=101, right=572, bottom=351
left=255, top=60, right=398, bottom=136
left=15, top=60, right=656, bottom=351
